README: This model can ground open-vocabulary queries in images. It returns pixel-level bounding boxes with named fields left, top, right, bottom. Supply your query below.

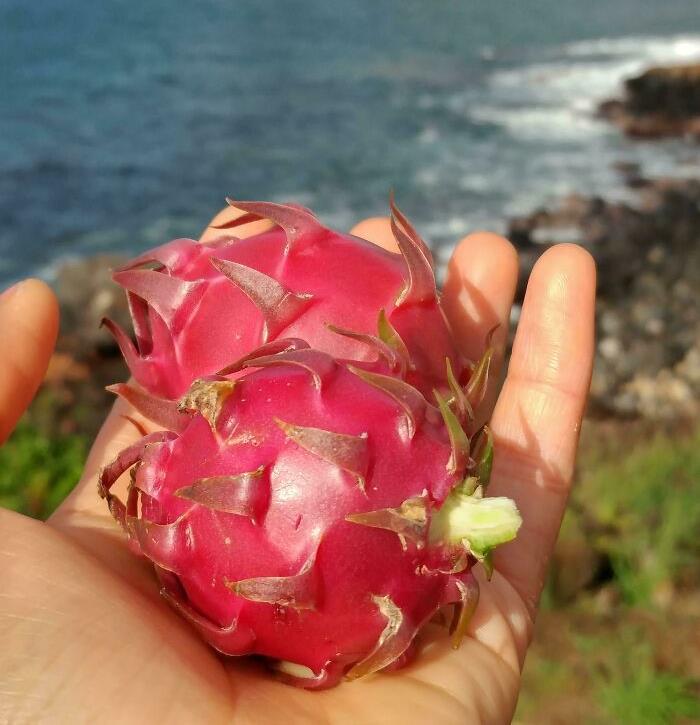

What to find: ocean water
left=1, top=0, right=699, bottom=284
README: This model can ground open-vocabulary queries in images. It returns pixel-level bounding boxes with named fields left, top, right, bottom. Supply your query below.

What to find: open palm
left=1, top=207, right=595, bottom=724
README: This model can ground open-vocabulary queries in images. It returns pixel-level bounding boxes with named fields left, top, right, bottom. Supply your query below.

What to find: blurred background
left=1, top=1, right=699, bottom=721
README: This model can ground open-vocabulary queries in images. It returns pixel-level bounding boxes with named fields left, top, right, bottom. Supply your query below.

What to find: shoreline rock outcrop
left=509, top=176, right=700, bottom=420
left=599, top=63, right=700, bottom=139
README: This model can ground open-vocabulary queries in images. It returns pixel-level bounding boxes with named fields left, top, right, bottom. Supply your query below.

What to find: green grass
left=515, top=654, right=575, bottom=721
left=577, top=628, right=700, bottom=725
left=0, top=420, right=87, bottom=519
left=517, top=424, right=700, bottom=723
left=599, top=667, right=700, bottom=725
left=576, top=427, right=700, bottom=606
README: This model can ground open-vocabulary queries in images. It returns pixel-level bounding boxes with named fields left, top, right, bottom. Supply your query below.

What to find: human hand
left=1, top=208, right=595, bottom=724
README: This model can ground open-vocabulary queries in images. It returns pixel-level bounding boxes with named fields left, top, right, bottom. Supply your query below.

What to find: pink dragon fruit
left=103, top=198, right=465, bottom=399
left=99, top=345, right=521, bottom=688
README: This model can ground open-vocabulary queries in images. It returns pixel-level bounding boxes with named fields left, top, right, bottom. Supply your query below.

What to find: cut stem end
left=430, top=492, right=522, bottom=559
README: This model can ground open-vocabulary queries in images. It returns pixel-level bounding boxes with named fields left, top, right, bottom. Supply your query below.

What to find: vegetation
left=580, top=427, right=700, bottom=607
left=593, top=632, right=700, bottom=725
left=516, top=422, right=700, bottom=724
left=0, top=420, right=87, bottom=519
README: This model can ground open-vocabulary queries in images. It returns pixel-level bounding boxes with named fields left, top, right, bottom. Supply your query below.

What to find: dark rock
left=612, top=160, right=647, bottom=188
left=508, top=176, right=700, bottom=420
left=55, top=254, right=130, bottom=358
left=599, top=63, right=700, bottom=140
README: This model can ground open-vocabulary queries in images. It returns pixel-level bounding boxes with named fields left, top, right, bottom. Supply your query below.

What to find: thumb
left=0, top=279, right=59, bottom=444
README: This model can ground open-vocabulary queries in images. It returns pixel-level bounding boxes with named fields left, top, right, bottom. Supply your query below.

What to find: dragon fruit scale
left=99, top=345, right=522, bottom=688
left=102, top=197, right=465, bottom=400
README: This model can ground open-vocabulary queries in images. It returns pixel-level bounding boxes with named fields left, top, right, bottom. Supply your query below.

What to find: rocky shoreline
left=599, top=63, right=700, bottom=140
left=510, top=173, right=700, bottom=421
left=39, top=168, right=700, bottom=441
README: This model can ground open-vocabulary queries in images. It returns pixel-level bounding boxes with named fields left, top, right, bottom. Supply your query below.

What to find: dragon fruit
left=103, top=198, right=465, bottom=399
left=99, top=344, right=521, bottom=688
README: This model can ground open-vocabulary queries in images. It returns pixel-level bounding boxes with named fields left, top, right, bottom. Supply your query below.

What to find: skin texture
left=0, top=207, right=595, bottom=724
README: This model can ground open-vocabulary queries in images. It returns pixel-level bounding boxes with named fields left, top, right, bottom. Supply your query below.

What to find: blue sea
left=1, top=0, right=699, bottom=285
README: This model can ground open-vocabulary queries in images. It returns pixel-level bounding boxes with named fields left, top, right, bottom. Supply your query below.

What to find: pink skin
left=105, top=200, right=463, bottom=399
left=99, top=352, right=478, bottom=688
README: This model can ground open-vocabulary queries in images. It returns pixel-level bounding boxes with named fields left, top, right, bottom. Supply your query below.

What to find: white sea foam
left=563, top=34, right=700, bottom=61
left=468, top=33, right=700, bottom=143
left=469, top=104, right=606, bottom=142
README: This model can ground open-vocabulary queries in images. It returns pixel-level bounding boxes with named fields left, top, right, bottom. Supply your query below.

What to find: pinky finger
left=487, top=244, right=596, bottom=615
